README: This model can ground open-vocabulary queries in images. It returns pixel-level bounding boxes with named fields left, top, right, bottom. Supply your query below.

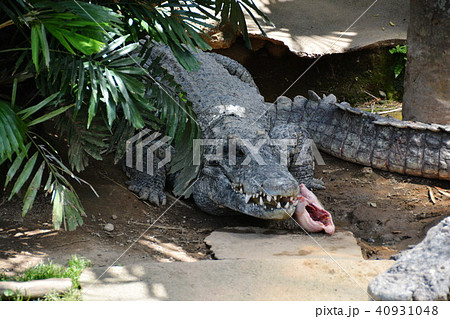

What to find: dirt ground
left=1, top=151, right=449, bottom=274
left=1, top=43, right=449, bottom=274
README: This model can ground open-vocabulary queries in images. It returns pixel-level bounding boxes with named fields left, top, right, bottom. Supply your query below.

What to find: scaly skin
left=276, top=92, right=450, bottom=180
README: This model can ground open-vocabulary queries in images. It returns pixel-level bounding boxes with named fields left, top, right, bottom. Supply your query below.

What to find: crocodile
left=125, top=42, right=449, bottom=233
left=126, top=42, right=334, bottom=234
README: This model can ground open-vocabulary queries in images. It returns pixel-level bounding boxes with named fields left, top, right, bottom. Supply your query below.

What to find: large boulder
left=368, top=217, right=450, bottom=300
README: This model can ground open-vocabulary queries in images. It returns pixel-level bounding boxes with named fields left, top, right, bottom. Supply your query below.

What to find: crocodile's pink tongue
left=293, top=184, right=335, bottom=235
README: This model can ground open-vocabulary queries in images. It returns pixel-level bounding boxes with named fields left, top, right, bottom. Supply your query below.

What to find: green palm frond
left=42, top=148, right=88, bottom=230
left=107, top=117, right=139, bottom=164
left=36, top=36, right=161, bottom=130
left=136, top=44, right=202, bottom=195
left=0, top=100, right=27, bottom=163
left=1, top=1, right=123, bottom=73
left=117, top=0, right=212, bottom=71
left=1, top=95, right=89, bottom=230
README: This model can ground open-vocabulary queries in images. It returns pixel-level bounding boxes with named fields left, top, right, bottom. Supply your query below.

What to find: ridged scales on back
left=272, top=93, right=450, bottom=181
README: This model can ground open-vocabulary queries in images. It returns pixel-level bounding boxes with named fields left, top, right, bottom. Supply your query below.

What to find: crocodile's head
left=193, top=114, right=300, bottom=219
left=192, top=114, right=334, bottom=234
left=196, top=149, right=300, bottom=220
left=195, top=156, right=334, bottom=234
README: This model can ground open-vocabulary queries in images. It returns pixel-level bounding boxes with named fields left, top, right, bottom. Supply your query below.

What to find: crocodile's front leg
left=125, top=168, right=167, bottom=206
left=124, top=140, right=172, bottom=206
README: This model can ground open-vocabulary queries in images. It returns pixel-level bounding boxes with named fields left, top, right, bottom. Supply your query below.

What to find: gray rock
left=368, top=216, right=450, bottom=300
left=104, top=223, right=115, bottom=232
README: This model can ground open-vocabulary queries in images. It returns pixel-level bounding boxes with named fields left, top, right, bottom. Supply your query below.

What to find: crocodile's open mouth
left=230, top=182, right=334, bottom=234
left=231, top=183, right=298, bottom=211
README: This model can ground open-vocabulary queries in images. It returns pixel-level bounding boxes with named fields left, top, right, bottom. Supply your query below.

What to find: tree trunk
left=402, top=0, right=450, bottom=125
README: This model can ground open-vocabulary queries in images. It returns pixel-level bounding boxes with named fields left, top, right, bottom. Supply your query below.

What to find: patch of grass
left=0, top=255, right=91, bottom=301
left=0, top=273, right=9, bottom=281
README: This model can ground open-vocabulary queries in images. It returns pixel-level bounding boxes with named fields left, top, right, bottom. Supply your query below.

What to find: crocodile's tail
left=283, top=91, right=450, bottom=181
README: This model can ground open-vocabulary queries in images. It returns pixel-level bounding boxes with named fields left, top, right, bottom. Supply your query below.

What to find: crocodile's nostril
left=262, top=178, right=299, bottom=196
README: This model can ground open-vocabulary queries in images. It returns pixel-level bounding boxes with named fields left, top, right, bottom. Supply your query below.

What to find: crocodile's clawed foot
left=148, top=191, right=167, bottom=207
left=305, top=178, right=326, bottom=190
left=126, top=181, right=167, bottom=206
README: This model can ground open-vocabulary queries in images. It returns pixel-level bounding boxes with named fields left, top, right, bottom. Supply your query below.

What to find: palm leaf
left=8, top=151, right=38, bottom=200
left=22, top=161, right=45, bottom=216
left=1, top=94, right=90, bottom=230
left=4, top=143, right=31, bottom=186
left=0, top=100, right=27, bottom=161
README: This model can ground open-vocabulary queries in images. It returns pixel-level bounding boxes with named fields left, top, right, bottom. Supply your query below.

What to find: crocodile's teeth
left=284, top=202, right=289, bottom=209
left=276, top=202, right=281, bottom=209
left=293, top=200, right=299, bottom=206
left=289, top=197, right=294, bottom=201
left=253, top=194, right=258, bottom=198
left=259, top=196, right=264, bottom=206
left=273, top=195, right=277, bottom=201
left=266, top=195, right=271, bottom=202
left=245, top=194, right=251, bottom=203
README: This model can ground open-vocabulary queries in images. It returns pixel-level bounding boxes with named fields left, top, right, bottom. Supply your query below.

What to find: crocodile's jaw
left=229, top=182, right=298, bottom=219
left=196, top=166, right=300, bottom=219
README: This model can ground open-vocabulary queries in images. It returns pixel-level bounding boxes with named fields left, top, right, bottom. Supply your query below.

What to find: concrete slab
left=245, top=0, right=409, bottom=55
left=205, top=227, right=363, bottom=260
left=80, top=258, right=394, bottom=301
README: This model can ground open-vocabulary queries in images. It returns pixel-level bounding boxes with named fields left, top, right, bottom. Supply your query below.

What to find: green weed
left=389, top=45, right=407, bottom=78
left=0, top=255, right=91, bottom=301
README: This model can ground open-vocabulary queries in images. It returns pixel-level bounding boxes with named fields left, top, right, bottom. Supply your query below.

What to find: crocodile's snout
left=262, top=177, right=299, bottom=197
